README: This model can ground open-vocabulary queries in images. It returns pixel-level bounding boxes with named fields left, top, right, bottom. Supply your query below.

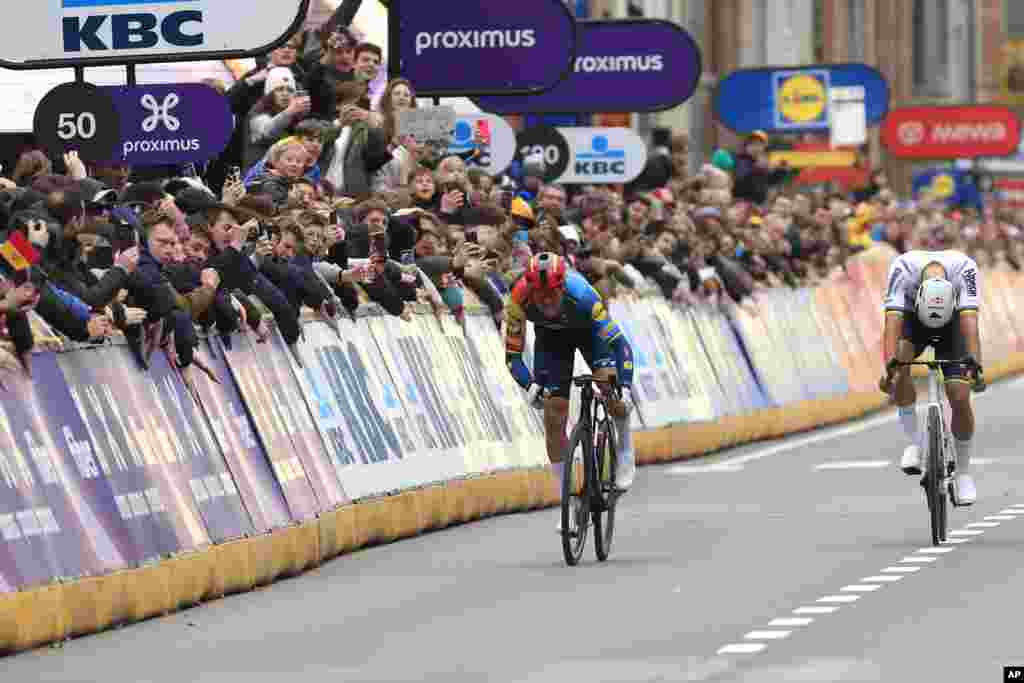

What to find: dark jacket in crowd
left=732, top=153, right=792, bottom=205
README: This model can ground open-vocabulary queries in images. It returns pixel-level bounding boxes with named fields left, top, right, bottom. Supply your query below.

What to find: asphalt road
left=9, top=377, right=1024, bottom=683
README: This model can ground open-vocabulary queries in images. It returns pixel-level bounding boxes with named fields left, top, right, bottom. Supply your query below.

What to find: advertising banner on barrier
left=146, top=352, right=253, bottom=543
left=396, top=0, right=577, bottom=97
left=212, top=335, right=320, bottom=521
left=652, top=302, right=720, bottom=421
left=462, top=313, right=547, bottom=466
left=194, top=339, right=292, bottom=533
left=473, top=19, right=701, bottom=114
left=265, top=329, right=348, bottom=509
left=719, top=301, right=782, bottom=407
left=292, top=316, right=413, bottom=500
left=369, top=314, right=467, bottom=469
left=715, top=305, right=770, bottom=412
left=58, top=346, right=210, bottom=557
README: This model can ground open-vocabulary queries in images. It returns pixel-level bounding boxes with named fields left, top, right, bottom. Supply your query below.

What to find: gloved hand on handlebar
left=964, top=355, right=987, bottom=393
left=525, top=384, right=548, bottom=410
left=879, top=357, right=900, bottom=395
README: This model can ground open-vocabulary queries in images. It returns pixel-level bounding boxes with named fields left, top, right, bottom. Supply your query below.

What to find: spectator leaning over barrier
left=174, top=188, right=305, bottom=364
left=248, top=139, right=310, bottom=209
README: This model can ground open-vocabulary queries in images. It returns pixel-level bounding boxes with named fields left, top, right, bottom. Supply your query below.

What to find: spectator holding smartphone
left=244, top=68, right=312, bottom=171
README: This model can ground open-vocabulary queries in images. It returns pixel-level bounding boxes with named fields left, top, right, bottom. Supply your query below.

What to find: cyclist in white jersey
left=880, top=248, right=986, bottom=505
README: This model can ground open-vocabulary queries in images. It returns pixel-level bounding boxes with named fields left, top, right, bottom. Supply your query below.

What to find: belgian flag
left=0, top=231, right=39, bottom=275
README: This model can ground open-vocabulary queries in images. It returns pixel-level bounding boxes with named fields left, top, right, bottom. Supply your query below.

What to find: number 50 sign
left=33, top=82, right=121, bottom=161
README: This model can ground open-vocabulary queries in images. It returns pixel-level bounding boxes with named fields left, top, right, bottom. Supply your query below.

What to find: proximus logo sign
left=574, top=55, right=663, bottom=73
left=414, top=29, right=536, bottom=56
left=62, top=0, right=203, bottom=53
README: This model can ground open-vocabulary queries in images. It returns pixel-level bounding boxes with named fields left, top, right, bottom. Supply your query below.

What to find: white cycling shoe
left=901, top=444, right=923, bottom=476
left=953, top=473, right=977, bottom=506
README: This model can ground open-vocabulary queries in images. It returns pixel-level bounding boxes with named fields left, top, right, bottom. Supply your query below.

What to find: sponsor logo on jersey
left=962, top=268, right=978, bottom=297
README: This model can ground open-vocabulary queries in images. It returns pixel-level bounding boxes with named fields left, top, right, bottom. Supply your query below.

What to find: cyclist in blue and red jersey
left=504, top=253, right=636, bottom=491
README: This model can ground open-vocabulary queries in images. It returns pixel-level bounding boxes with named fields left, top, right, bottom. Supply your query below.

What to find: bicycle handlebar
left=572, top=375, right=620, bottom=389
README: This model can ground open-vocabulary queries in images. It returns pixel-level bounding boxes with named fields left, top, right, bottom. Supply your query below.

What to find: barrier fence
left=3, top=245, right=1024, bottom=651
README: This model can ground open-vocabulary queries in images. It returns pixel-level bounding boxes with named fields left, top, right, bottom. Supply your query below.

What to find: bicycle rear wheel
left=924, top=406, right=947, bottom=546
left=593, top=418, right=617, bottom=562
left=561, top=423, right=590, bottom=566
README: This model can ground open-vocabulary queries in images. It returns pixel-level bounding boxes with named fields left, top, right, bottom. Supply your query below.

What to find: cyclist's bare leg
left=595, top=367, right=635, bottom=489
left=892, top=340, right=917, bottom=408
left=543, top=396, right=570, bottom=465
left=946, top=379, right=974, bottom=473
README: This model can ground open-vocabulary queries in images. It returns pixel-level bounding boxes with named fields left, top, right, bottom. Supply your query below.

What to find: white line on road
left=967, top=522, right=1000, bottom=528
left=999, top=509, right=1024, bottom=515
left=900, top=556, right=938, bottom=563
left=948, top=530, right=985, bottom=536
left=769, top=618, right=814, bottom=626
left=794, top=606, right=839, bottom=614
left=841, top=584, right=882, bottom=592
left=862, top=575, right=904, bottom=582
left=985, top=516, right=1015, bottom=521
left=814, top=460, right=891, bottom=470
left=717, top=643, right=766, bottom=655
left=745, top=630, right=791, bottom=640
left=667, top=463, right=745, bottom=474
left=882, top=566, right=922, bottom=573
left=817, top=595, right=861, bottom=603
left=917, top=547, right=955, bottom=554
left=943, top=538, right=971, bottom=544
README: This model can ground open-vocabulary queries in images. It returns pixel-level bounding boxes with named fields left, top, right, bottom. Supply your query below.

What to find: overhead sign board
left=34, top=82, right=233, bottom=165
left=472, top=20, right=701, bottom=114
left=444, top=113, right=517, bottom=176
left=881, top=105, right=1022, bottom=160
left=0, top=0, right=310, bottom=69
left=715, top=63, right=889, bottom=134
left=395, top=0, right=577, bottom=96
left=513, top=126, right=647, bottom=184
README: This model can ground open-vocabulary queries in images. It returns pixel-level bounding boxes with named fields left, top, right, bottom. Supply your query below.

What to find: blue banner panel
left=212, top=335, right=320, bottom=522
left=194, top=338, right=292, bottom=533
left=714, top=63, right=889, bottom=133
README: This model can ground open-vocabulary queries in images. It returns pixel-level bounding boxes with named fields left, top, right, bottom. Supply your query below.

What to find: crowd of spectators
left=0, top=9, right=1019, bottom=387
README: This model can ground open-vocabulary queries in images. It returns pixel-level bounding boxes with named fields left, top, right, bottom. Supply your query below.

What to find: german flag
left=0, top=231, right=39, bottom=273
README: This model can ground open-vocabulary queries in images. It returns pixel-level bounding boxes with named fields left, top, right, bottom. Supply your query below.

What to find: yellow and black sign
left=774, top=70, right=829, bottom=130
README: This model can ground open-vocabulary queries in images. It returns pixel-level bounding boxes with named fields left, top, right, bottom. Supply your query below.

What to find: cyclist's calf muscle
left=543, top=397, right=569, bottom=464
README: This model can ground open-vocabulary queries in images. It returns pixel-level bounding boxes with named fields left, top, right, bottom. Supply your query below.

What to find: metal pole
left=126, top=64, right=137, bottom=87
left=388, top=0, right=401, bottom=81
left=74, top=66, right=85, bottom=83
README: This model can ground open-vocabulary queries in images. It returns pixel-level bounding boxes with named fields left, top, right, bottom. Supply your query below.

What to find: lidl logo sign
left=774, top=70, right=829, bottom=130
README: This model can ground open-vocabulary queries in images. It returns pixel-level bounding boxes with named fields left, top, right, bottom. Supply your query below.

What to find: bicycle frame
left=923, top=363, right=955, bottom=486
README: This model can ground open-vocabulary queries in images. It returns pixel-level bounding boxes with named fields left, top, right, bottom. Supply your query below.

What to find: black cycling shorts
left=901, top=311, right=969, bottom=381
left=533, top=326, right=616, bottom=399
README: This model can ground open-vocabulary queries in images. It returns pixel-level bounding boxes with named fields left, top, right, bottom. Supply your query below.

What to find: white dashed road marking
left=814, top=460, right=891, bottom=470
left=769, top=618, right=814, bottom=627
left=714, top=502, right=1024, bottom=657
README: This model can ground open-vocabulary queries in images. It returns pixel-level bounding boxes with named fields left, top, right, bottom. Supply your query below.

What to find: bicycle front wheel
left=593, top=418, right=617, bottom=562
left=561, top=423, right=590, bottom=566
left=925, top=406, right=947, bottom=546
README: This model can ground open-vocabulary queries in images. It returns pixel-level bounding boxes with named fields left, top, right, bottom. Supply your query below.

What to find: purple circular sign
left=101, top=83, right=234, bottom=166
left=397, top=0, right=577, bottom=97
left=473, top=20, right=702, bottom=114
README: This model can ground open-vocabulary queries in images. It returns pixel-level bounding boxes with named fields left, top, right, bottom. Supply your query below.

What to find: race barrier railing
left=3, top=244, right=1024, bottom=652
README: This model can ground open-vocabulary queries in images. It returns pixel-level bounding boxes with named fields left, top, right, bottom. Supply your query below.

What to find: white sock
left=955, top=439, right=972, bottom=474
left=898, top=406, right=918, bottom=446
left=615, top=416, right=633, bottom=460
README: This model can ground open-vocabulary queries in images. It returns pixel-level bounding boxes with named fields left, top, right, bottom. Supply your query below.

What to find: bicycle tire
left=926, top=406, right=946, bottom=546
left=561, top=423, right=589, bottom=566
left=593, top=418, right=617, bottom=562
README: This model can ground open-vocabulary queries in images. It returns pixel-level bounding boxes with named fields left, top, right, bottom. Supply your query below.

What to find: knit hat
left=265, top=67, right=297, bottom=96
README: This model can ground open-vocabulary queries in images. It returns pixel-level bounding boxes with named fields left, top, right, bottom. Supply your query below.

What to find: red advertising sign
left=881, top=105, right=1021, bottom=159
left=996, top=178, right=1024, bottom=207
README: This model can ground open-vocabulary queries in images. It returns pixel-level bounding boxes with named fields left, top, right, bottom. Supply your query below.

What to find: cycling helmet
left=915, top=277, right=956, bottom=329
left=525, top=252, right=568, bottom=292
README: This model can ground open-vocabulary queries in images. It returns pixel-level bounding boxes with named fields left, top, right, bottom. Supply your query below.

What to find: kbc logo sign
left=62, top=0, right=203, bottom=53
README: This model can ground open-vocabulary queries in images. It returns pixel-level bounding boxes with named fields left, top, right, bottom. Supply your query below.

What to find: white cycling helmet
left=915, top=277, right=956, bottom=329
